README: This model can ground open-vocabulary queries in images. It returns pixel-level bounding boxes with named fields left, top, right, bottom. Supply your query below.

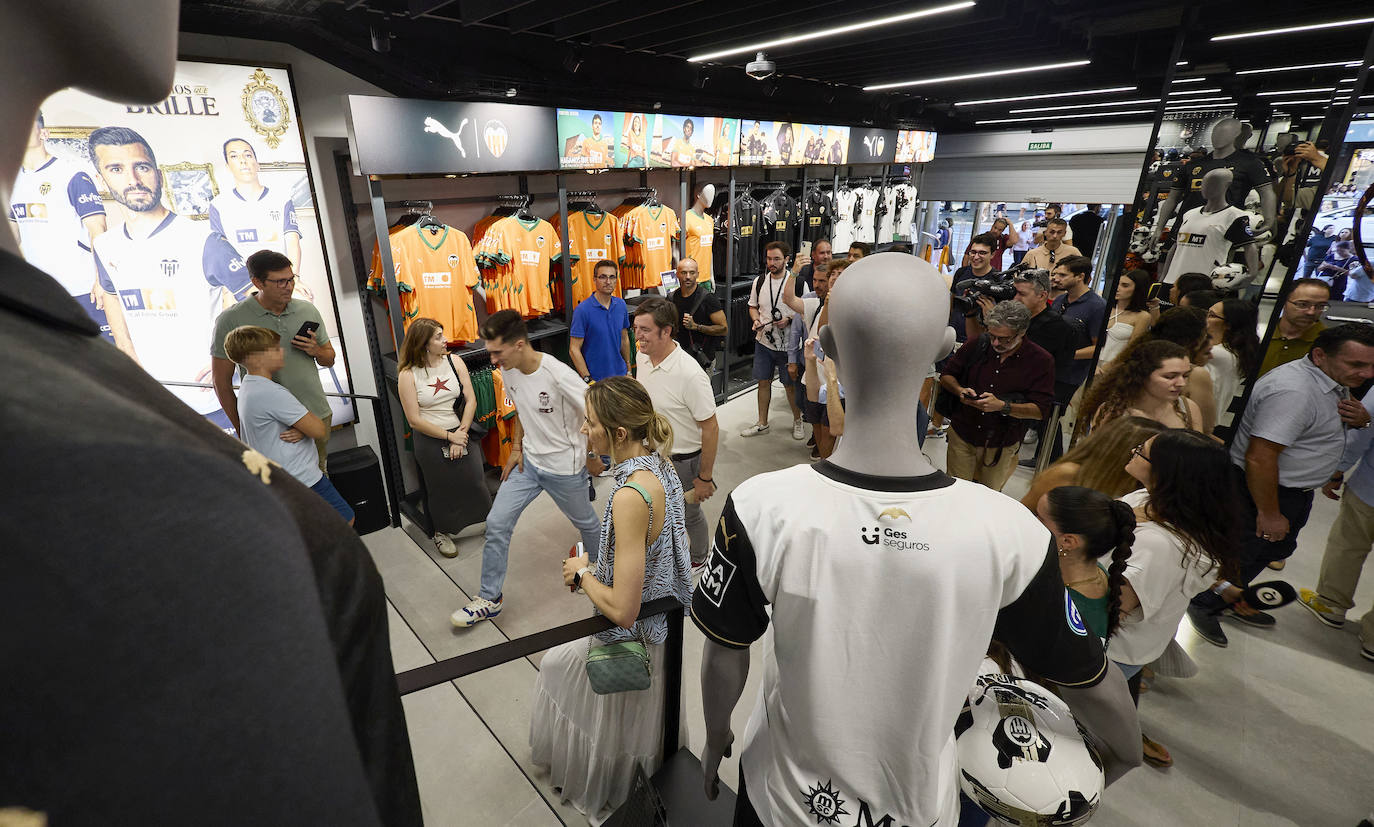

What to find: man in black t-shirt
left=669, top=257, right=727, bottom=365
left=1068, top=204, right=1105, bottom=257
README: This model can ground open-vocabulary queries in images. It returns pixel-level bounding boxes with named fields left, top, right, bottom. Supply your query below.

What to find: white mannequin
left=694, top=183, right=715, bottom=214
left=699, top=254, right=1141, bottom=807
left=0, top=0, right=178, bottom=256
left=1153, top=118, right=1277, bottom=240
left=1162, top=168, right=1262, bottom=284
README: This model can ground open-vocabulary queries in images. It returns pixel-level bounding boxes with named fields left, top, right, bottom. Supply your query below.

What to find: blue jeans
left=478, top=459, right=602, bottom=600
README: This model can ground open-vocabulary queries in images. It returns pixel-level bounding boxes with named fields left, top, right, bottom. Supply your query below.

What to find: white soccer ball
left=1128, top=225, right=1154, bottom=254
left=956, top=673, right=1103, bottom=826
left=1211, top=263, right=1252, bottom=290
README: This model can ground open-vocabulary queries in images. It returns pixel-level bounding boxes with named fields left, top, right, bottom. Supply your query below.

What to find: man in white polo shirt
left=632, top=296, right=719, bottom=565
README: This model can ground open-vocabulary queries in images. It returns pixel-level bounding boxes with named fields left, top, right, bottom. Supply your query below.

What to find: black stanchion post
left=663, top=606, right=684, bottom=757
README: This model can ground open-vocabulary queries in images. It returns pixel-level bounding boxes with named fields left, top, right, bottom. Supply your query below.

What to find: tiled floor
left=373, top=382, right=1374, bottom=827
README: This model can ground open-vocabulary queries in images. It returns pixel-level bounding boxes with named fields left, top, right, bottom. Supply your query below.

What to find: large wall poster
left=17, top=60, right=354, bottom=429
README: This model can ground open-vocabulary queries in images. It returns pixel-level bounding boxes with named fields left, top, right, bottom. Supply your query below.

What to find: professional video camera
left=952, top=260, right=1041, bottom=314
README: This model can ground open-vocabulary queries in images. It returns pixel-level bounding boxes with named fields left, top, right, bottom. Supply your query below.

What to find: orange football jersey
left=683, top=209, right=714, bottom=283
left=555, top=210, right=626, bottom=305
left=624, top=204, right=680, bottom=290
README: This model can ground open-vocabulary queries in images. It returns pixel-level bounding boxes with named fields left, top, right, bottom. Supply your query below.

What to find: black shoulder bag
left=445, top=353, right=488, bottom=438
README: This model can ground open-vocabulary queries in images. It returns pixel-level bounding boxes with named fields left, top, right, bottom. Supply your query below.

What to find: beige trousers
left=1317, top=486, right=1374, bottom=644
left=946, top=430, right=1021, bottom=492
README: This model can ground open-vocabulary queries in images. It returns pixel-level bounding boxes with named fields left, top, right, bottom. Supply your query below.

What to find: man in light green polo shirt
left=212, top=249, right=337, bottom=470
left=1259, top=278, right=1330, bottom=378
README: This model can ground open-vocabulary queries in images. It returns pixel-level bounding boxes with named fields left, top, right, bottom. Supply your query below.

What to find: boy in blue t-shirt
left=223, top=325, right=354, bottom=525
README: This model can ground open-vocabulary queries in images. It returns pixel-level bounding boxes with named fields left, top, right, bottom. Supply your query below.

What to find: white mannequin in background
left=682, top=183, right=716, bottom=287
left=1161, top=168, right=1261, bottom=285
left=696, top=254, right=1141, bottom=824
left=1153, top=118, right=1276, bottom=241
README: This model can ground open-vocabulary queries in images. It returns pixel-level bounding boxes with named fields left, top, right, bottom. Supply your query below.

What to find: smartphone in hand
left=295, top=320, right=320, bottom=340
left=569, top=541, right=585, bottom=593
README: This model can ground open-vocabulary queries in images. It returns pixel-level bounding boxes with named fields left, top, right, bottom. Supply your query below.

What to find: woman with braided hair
left=1081, top=340, right=1200, bottom=434
left=1036, top=485, right=1137, bottom=641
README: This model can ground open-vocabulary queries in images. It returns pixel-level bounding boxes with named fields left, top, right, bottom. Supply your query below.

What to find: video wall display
left=1303, top=113, right=1374, bottom=300
left=18, top=60, right=354, bottom=429
left=896, top=129, right=938, bottom=163
left=350, top=96, right=935, bottom=174
left=737, top=121, right=851, bottom=166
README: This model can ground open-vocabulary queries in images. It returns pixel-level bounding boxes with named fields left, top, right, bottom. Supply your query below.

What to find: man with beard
left=90, top=126, right=250, bottom=428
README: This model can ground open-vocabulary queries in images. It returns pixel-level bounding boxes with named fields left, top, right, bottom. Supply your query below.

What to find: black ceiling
left=179, top=0, right=1373, bottom=133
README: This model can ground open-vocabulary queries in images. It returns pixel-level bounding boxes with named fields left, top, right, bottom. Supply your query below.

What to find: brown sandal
left=1142, top=734, right=1173, bottom=768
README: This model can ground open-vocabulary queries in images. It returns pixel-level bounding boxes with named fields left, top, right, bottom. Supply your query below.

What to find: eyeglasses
left=1131, top=443, right=1152, bottom=463
left=262, top=275, right=297, bottom=287
left=968, top=249, right=990, bottom=256
left=1288, top=300, right=1330, bottom=312
left=988, top=332, right=1023, bottom=344
left=594, top=273, right=618, bottom=282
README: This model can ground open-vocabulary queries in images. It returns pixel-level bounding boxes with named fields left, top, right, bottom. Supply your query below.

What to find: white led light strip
left=687, top=2, right=975, bottom=62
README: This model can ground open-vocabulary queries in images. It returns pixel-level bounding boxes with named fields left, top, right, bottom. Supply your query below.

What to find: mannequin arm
left=1056, top=666, right=1142, bottom=785
left=1243, top=244, right=1261, bottom=286
left=700, top=642, right=750, bottom=800
left=1258, top=185, right=1278, bottom=232
left=1153, top=191, right=1181, bottom=237
left=1160, top=244, right=1177, bottom=285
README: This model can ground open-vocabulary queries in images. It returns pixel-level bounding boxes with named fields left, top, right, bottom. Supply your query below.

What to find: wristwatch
left=1001, top=400, right=1012, bottom=415
left=574, top=566, right=593, bottom=590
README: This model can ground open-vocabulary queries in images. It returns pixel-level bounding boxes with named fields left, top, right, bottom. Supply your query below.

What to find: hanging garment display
left=553, top=207, right=626, bottom=306
left=892, top=183, right=918, bottom=240
left=683, top=208, right=715, bottom=283
left=853, top=187, right=879, bottom=245
left=622, top=202, right=681, bottom=290
left=475, top=214, right=562, bottom=318
left=875, top=186, right=895, bottom=243
left=759, top=187, right=800, bottom=256
left=726, top=192, right=764, bottom=277
left=368, top=220, right=482, bottom=344
left=833, top=187, right=858, bottom=250
left=802, top=186, right=835, bottom=245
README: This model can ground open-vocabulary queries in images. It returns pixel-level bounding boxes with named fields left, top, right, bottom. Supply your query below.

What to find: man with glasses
left=949, top=232, right=999, bottom=344
left=1021, top=217, right=1081, bottom=273
left=1188, top=324, right=1374, bottom=646
left=1259, top=279, right=1331, bottom=377
left=939, top=300, right=1055, bottom=491
left=212, top=250, right=336, bottom=468
left=569, top=259, right=631, bottom=383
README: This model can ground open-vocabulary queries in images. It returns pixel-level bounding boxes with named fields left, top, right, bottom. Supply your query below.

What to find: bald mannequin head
left=820, top=253, right=952, bottom=476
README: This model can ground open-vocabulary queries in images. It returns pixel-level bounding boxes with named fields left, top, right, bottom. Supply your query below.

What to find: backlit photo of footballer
left=209, top=136, right=309, bottom=299
left=10, top=111, right=110, bottom=338
left=89, top=125, right=250, bottom=428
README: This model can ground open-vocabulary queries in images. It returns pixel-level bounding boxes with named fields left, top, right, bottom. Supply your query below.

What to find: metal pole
left=1033, top=404, right=1064, bottom=476
left=557, top=174, right=573, bottom=324
left=720, top=168, right=737, bottom=402
left=679, top=169, right=689, bottom=262
left=368, top=177, right=407, bottom=352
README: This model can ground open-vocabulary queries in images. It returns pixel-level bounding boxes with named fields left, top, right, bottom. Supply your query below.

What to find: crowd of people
left=204, top=234, right=1374, bottom=825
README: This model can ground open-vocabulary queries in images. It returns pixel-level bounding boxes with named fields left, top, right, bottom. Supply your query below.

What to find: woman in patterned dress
left=530, top=375, right=692, bottom=821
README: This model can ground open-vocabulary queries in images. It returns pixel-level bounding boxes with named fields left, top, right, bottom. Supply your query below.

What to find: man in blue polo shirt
left=569, top=259, right=631, bottom=383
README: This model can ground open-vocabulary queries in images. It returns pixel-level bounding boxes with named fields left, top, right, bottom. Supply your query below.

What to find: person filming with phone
left=939, top=300, right=1055, bottom=491
left=211, top=249, right=337, bottom=470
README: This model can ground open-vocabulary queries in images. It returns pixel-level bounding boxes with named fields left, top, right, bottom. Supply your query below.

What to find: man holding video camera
left=939, top=300, right=1055, bottom=491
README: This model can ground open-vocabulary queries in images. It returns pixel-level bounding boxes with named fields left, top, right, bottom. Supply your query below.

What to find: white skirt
left=530, top=637, right=673, bottom=821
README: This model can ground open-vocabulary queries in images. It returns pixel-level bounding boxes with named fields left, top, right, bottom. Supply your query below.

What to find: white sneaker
left=434, top=533, right=459, bottom=558
left=451, top=596, right=503, bottom=628
left=740, top=423, right=770, bottom=438
left=792, top=419, right=805, bottom=440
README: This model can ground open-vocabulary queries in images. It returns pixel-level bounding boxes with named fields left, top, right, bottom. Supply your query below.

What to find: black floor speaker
left=327, top=445, right=391, bottom=535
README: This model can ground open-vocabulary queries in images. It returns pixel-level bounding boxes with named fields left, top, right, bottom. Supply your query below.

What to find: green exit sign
left=1028, top=141, right=1053, bottom=151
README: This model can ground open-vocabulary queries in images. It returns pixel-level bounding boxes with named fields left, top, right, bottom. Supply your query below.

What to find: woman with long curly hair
left=1081, top=340, right=1200, bottom=433
left=1021, top=415, right=1166, bottom=510
left=1112, top=429, right=1241, bottom=767
left=1036, top=485, right=1136, bottom=641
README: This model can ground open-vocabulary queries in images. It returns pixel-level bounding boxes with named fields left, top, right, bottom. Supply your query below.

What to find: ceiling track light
left=687, top=1, right=974, bottom=62
left=954, top=85, right=1136, bottom=106
left=1212, top=16, right=1374, bottom=42
left=865, top=59, right=1089, bottom=91
left=975, top=108, right=1156, bottom=125
left=1257, top=87, right=1345, bottom=96
left=1236, top=60, right=1363, bottom=75
left=1009, top=97, right=1159, bottom=114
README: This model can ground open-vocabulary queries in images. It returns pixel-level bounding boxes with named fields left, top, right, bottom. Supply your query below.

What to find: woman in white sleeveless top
left=1098, top=269, right=1153, bottom=371
left=1204, top=298, right=1260, bottom=432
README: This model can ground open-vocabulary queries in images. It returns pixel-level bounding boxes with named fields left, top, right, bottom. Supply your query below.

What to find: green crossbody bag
left=585, top=480, right=655, bottom=695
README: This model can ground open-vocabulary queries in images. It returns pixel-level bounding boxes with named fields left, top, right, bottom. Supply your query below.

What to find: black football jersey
left=802, top=188, right=835, bottom=245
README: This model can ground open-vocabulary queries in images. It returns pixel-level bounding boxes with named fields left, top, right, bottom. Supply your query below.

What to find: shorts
left=752, top=345, right=794, bottom=386
left=805, top=398, right=829, bottom=425
left=311, top=475, right=356, bottom=523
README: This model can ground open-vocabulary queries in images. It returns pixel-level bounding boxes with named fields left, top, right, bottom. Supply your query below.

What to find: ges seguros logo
left=859, top=507, right=929, bottom=551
